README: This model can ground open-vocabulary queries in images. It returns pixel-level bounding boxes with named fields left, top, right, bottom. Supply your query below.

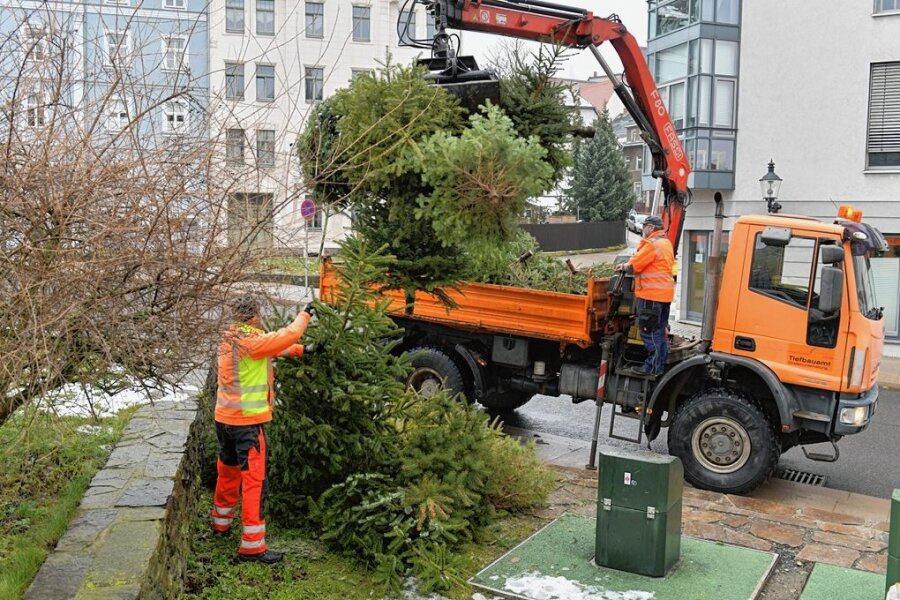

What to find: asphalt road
left=498, top=387, right=900, bottom=499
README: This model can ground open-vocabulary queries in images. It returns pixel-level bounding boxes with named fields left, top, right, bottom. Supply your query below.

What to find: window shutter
left=867, top=62, right=900, bottom=154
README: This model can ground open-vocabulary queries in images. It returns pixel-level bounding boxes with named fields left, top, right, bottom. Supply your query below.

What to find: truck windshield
left=852, top=251, right=880, bottom=320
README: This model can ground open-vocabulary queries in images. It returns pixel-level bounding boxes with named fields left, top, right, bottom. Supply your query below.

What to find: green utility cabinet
left=595, top=448, right=683, bottom=577
left=888, top=490, right=900, bottom=596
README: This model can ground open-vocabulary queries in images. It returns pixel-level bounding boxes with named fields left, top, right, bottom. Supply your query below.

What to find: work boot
left=238, top=549, right=283, bottom=564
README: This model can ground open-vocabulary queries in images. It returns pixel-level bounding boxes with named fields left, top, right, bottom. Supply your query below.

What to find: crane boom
left=419, top=0, right=691, bottom=254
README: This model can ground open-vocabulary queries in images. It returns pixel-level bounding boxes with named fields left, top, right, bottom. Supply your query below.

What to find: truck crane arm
left=414, top=0, right=692, bottom=254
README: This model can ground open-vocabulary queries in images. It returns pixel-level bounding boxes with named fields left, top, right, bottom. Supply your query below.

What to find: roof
left=575, top=79, right=615, bottom=113
left=736, top=214, right=844, bottom=236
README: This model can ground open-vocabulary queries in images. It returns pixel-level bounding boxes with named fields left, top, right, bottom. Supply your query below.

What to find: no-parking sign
left=300, top=197, right=316, bottom=221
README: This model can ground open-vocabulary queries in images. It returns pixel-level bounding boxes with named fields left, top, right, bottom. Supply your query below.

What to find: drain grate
left=776, top=468, right=827, bottom=487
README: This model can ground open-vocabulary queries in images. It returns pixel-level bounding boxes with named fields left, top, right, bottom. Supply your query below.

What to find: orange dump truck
left=320, top=203, right=886, bottom=495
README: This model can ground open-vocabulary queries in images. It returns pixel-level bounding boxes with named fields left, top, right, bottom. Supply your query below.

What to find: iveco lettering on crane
left=321, top=0, right=886, bottom=495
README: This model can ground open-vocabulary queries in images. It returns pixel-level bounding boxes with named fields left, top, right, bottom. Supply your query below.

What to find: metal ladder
left=586, top=370, right=654, bottom=469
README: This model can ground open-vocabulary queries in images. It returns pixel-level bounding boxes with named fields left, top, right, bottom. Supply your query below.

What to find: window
left=256, top=64, right=275, bottom=101
left=668, top=81, right=686, bottom=128
left=22, top=23, right=47, bottom=63
left=808, top=242, right=844, bottom=347
left=655, top=42, right=688, bottom=83
left=165, top=0, right=186, bottom=8
left=426, top=13, right=436, bottom=39
left=226, top=128, right=245, bottom=165
left=709, top=139, right=733, bottom=170
left=308, top=208, right=323, bottom=229
left=875, top=0, right=900, bottom=12
left=25, top=90, right=45, bottom=127
left=867, top=62, right=900, bottom=168
left=163, top=35, right=186, bottom=71
left=226, top=0, right=244, bottom=32
left=715, top=0, right=739, bottom=24
left=651, top=0, right=690, bottom=37
left=107, top=98, right=129, bottom=131
left=257, top=0, right=274, bottom=35
left=306, top=2, right=324, bottom=38
left=749, top=234, right=815, bottom=309
left=104, top=30, right=131, bottom=68
left=305, top=66, right=324, bottom=102
left=225, top=61, right=245, bottom=100
left=399, top=9, right=416, bottom=44
left=635, top=152, right=643, bottom=170
left=627, top=127, right=641, bottom=143
left=633, top=182, right=642, bottom=198
left=714, top=40, right=738, bottom=76
left=163, top=99, right=187, bottom=134
left=352, top=5, right=371, bottom=42
left=713, top=79, right=735, bottom=127
left=256, top=129, right=275, bottom=166
left=351, top=68, right=373, bottom=81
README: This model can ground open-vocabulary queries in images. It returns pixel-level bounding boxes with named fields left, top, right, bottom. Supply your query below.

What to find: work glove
left=302, top=303, right=316, bottom=317
left=303, top=344, right=319, bottom=355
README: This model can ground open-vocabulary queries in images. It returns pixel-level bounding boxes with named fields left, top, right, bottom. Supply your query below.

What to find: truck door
left=731, top=228, right=847, bottom=390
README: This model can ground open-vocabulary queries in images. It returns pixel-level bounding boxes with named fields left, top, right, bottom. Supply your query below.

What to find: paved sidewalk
left=509, top=426, right=891, bottom=598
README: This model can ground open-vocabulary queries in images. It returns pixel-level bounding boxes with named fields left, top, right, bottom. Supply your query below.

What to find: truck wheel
left=478, top=391, right=532, bottom=412
left=667, top=388, right=780, bottom=495
left=406, top=347, right=467, bottom=400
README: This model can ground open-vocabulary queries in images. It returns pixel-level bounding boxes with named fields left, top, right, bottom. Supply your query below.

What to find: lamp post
left=759, top=160, right=783, bottom=214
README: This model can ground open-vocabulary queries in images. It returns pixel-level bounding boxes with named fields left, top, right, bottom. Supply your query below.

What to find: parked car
left=626, top=210, right=649, bottom=233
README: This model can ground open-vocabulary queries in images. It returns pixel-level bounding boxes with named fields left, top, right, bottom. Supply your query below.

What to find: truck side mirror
left=821, top=245, right=845, bottom=265
left=818, top=266, right=843, bottom=314
left=761, top=226, right=791, bottom=247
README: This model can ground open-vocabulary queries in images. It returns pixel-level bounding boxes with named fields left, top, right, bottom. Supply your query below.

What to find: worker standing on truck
left=615, top=216, right=675, bottom=375
left=211, top=295, right=314, bottom=564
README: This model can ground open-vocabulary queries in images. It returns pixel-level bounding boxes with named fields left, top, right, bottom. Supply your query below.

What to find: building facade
left=644, top=0, right=900, bottom=346
left=1, top=0, right=209, bottom=144
left=207, top=0, right=421, bottom=255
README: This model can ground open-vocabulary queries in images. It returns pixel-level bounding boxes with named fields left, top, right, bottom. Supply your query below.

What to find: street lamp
left=759, top=159, right=783, bottom=214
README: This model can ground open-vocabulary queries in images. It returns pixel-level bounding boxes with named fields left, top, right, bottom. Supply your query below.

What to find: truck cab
left=644, top=207, right=884, bottom=493
left=712, top=212, right=882, bottom=433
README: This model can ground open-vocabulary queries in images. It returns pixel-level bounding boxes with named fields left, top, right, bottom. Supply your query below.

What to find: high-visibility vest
left=629, top=230, right=676, bottom=303
left=215, top=314, right=308, bottom=426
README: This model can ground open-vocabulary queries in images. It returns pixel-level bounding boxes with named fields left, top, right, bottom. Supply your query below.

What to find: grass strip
left=0, top=408, right=135, bottom=599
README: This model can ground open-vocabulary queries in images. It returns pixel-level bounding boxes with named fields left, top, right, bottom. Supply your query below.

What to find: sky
left=449, top=0, right=650, bottom=80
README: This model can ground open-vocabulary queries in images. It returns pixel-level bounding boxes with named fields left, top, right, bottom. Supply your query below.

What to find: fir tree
left=564, top=110, right=634, bottom=222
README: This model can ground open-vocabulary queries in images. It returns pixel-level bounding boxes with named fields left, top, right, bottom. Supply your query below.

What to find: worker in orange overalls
left=615, top=215, right=675, bottom=375
left=210, top=294, right=313, bottom=564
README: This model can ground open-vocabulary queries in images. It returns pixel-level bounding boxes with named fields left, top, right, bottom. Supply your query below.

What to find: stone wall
left=24, top=399, right=202, bottom=600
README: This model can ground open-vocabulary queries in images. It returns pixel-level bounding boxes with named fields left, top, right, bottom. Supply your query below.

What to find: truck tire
left=478, top=391, right=532, bottom=412
left=667, top=388, right=780, bottom=495
left=406, top=347, right=467, bottom=400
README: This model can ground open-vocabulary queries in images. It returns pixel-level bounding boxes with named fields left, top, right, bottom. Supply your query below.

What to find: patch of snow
left=75, top=424, right=107, bottom=435
left=504, top=572, right=655, bottom=600
left=37, top=380, right=197, bottom=418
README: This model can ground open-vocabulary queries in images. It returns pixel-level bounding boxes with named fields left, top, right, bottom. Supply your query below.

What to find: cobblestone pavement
left=536, top=465, right=890, bottom=600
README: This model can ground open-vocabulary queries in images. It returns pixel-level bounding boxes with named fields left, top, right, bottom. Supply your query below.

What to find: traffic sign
left=300, top=197, right=316, bottom=221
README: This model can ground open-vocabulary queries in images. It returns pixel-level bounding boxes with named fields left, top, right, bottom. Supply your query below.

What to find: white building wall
left=208, top=0, right=421, bottom=253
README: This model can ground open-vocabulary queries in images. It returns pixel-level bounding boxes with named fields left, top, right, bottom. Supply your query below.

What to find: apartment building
left=644, top=0, right=900, bottom=348
left=0, top=0, right=209, bottom=142
left=207, top=0, right=423, bottom=255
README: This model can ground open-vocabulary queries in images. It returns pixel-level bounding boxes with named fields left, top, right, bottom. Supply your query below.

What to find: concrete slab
left=470, top=514, right=777, bottom=600
left=799, top=563, right=885, bottom=600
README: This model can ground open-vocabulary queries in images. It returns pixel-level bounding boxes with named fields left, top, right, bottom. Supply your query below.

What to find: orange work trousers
left=211, top=422, right=269, bottom=555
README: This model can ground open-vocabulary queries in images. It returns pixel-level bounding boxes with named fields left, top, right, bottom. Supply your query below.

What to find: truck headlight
left=839, top=406, right=868, bottom=426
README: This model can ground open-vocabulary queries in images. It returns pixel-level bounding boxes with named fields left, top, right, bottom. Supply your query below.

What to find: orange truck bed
left=320, top=259, right=611, bottom=348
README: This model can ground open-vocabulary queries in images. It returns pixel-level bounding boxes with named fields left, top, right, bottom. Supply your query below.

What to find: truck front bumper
left=834, top=385, right=879, bottom=435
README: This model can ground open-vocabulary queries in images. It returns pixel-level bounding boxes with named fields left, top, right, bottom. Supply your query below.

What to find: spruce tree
left=564, top=110, right=634, bottom=222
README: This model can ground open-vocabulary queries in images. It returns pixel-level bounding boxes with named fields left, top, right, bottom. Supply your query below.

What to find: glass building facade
left=643, top=0, right=741, bottom=190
